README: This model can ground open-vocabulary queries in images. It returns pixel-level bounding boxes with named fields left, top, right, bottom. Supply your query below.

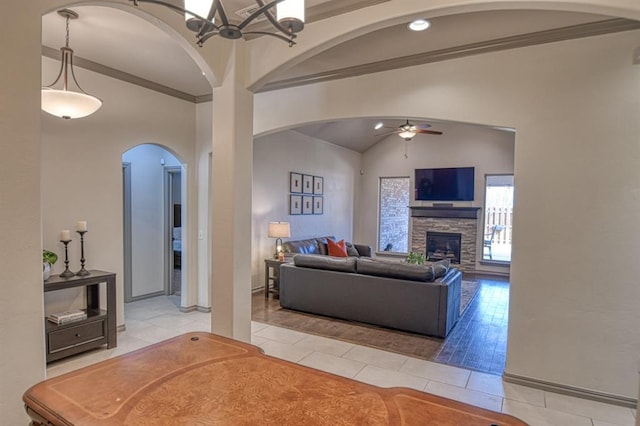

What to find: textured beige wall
left=255, top=30, right=640, bottom=399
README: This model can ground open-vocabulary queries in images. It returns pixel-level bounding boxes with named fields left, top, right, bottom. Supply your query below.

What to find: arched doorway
left=122, top=144, right=184, bottom=303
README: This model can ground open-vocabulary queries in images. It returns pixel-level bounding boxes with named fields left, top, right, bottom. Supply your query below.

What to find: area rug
left=252, top=280, right=480, bottom=361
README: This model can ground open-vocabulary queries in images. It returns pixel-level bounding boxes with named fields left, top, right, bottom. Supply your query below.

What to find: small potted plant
left=43, top=250, right=58, bottom=281
left=405, top=251, right=425, bottom=265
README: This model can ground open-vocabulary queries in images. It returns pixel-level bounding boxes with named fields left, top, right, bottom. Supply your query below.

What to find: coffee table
left=24, top=332, right=528, bottom=425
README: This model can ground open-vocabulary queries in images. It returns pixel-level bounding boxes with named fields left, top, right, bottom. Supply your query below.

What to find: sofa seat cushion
left=293, top=254, right=357, bottom=273
left=356, top=258, right=435, bottom=282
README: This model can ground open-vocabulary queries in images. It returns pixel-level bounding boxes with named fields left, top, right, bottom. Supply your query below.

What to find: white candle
left=60, top=230, right=71, bottom=241
left=76, top=221, right=87, bottom=232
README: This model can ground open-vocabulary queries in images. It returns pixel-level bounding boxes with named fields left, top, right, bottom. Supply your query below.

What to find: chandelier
left=131, top=0, right=305, bottom=46
left=41, top=9, right=102, bottom=120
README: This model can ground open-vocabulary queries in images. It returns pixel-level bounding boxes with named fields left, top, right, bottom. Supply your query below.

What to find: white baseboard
left=503, top=372, right=637, bottom=409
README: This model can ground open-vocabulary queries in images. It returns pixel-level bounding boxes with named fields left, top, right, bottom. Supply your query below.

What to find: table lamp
left=268, top=222, right=290, bottom=259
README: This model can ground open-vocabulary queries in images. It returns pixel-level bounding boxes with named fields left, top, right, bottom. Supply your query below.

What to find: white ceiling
left=41, top=2, right=635, bottom=152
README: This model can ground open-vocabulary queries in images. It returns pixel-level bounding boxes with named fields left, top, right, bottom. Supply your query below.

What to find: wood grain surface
left=24, top=332, right=527, bottom=425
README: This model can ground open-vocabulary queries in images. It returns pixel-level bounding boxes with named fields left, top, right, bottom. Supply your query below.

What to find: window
left=378, top=177, right=410, bottom=253
left=483, top=174, right=514, bottom=262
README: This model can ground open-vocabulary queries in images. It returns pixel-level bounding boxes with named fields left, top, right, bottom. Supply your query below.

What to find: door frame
left=122, top=162, right=133, bottom=303
left=164, top=166, right=182, bottom=295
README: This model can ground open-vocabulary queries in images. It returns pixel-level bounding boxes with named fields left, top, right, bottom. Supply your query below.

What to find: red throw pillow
left=327, top=239, right=348, bottom=257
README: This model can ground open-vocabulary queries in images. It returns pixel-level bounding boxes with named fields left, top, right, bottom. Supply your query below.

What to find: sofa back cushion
left=293, top=254, right=357, bottom=273
left=282, top=236, right=335, bottom=255
left=356, top=258, right=435, bottom=282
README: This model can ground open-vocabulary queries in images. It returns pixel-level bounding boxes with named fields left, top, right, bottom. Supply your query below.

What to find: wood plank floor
left=252, top=273, right=510, bottom=375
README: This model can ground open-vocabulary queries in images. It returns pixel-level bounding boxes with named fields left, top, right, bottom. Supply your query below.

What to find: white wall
left=360, top=121, right=514, bottom=271
left=41, top=56, right=196, bottom=327
left=254, top=31, right=640, bottom=399
left=252, top=130, right=362, bottom=288
left=122, top=144, right=180, bottom=298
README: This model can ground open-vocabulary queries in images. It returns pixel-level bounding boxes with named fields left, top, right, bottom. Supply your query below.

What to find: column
left=210, top=41, right=253, bottom=342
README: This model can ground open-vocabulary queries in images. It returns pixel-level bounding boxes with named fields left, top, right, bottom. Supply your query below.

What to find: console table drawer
left=48, top=320, right=106, bottom=353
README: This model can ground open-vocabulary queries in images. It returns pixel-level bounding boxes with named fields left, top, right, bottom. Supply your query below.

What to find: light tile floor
left=46, top=295, right=637, bottom=426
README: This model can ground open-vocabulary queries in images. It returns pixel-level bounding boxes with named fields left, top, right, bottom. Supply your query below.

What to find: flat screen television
left=414, top=167, right=475, bottom=201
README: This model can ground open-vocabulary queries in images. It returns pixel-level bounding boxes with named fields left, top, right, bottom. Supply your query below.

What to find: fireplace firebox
left=426, top=231, right=462, bottom=264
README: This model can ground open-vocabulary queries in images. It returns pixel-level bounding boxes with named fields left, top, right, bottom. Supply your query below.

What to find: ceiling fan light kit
left=41, top=9, right=103, bottom=120
left=132, top=0, right=305, bottom=46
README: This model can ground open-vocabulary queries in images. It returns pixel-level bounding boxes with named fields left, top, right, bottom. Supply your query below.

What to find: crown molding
left=259, top=18, right=640, bottom=93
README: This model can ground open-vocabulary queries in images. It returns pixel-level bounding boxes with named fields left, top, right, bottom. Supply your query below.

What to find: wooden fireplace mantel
left=409, top=206, right=482, bottom=219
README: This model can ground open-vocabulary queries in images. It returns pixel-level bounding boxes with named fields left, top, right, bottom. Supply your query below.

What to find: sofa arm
left=354, top=244, right=372, bottom=257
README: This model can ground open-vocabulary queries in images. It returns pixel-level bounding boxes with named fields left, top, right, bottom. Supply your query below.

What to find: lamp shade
left=184, top=0, right=213, bottom=21
left=41, top=88, right=102, bottom=120
left=277, top=0, right=305, bottom=32
left=268, top=222, right=291, bottom=238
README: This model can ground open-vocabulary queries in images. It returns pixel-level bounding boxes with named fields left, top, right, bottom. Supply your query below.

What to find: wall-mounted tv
left=415, top=167, right=475, bottom=201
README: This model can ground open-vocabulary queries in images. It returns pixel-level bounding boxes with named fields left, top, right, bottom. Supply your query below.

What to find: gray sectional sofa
left=279, top=255, right=462, bottom=338
left=282, top=236, right=372, bottom=257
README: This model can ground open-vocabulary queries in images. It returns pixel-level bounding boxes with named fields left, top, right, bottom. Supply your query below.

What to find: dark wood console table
left=24, top=332, right=528, bottom=425
left=44, top=270, right=116, bottom=363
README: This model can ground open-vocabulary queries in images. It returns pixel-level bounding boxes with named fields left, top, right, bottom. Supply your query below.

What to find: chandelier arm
left=196, top=31, right=221, bottom=46
left=130, top=0, right=219, bottom=31
left=237, top=0, right=287, bottom=31
left=212, top=0, right=229, bottom=26
left=196, top=1, right=221, bottom=39
left=250, top=0, right=289, bottom=35
left=44, top=54, right=66, bottom=88
left=243, top=31, right=296, bottom=45
left=68, top=51, right=90, bottom=95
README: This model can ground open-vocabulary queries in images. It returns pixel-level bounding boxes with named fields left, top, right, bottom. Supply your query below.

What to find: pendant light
left=42, top=9, right=102, bottom=120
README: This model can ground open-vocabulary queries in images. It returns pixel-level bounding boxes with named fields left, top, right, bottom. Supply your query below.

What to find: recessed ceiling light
left=374, top=122, right=384, bottom=130
left=408, top=19, right=430, bottom=32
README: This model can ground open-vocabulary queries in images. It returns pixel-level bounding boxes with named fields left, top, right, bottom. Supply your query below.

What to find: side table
left=264, top=258, right=289, bottom=299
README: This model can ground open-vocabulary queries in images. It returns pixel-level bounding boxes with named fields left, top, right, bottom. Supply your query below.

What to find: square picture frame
left=290, top=172, right=302, bottom=194
left=302, top=174, right=314, bottom=194
left=313, top=176, right=324, bottom=195
left=302, top=195, right=313, bottom=214
left=313, top=196, right=323, bottom=215
left=289, top=195, right=302, bottom=215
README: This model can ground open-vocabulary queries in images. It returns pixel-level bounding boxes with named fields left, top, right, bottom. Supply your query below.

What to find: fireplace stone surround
left=410, top=207, right=481, bottom=272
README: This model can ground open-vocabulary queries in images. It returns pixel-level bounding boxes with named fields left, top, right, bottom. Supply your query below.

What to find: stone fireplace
left=410, top=206, right=481, bottom=272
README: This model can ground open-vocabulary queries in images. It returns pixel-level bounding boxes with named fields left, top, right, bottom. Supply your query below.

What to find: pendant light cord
left=65, top=15, right=70, bottom=48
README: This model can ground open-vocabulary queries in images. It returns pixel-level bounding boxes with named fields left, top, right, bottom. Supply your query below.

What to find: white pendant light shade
left=41, top=88, right=102, bottom=120
left=277, top=0, right=305, bottom=33
left=185, top=0, right=213, bottom=21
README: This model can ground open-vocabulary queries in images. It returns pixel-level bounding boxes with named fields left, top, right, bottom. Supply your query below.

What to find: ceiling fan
left=378, top=120, right=443, bottom=141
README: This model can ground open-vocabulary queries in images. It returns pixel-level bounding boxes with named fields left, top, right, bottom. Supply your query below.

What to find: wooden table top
left=24, top=332, right=528, bottom=425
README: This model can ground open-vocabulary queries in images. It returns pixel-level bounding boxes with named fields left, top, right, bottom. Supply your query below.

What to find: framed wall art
left=302, top=196, right=313, bottom=214
left=302, top=174, right=314, bottom=194
left=313, top=176, right=323, bottom=195
left=290, top=172, right=302, bottom=193
left=290, top=195, right=302, bottom=215
left=313, top=196, right=323, bottom=215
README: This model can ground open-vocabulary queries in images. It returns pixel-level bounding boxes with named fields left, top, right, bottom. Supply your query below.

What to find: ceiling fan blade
left=374, top=130, right=398, bottom=137
left=413, top=123, right=432, bottom=129
left=414, top=129, right=442, bottom=135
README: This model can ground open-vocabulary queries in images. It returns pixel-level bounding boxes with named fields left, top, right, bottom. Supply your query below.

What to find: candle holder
left=75, top=230, right=91, bottom=276
left=59, top=239, right=74, bottom=278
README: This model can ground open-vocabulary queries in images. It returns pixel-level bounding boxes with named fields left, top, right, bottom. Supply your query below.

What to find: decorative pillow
left=432, top=259, right=451, bottom=278
left=327, top=239, right=348, bottom=257
left=345, top=242, right=360, bottom=257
